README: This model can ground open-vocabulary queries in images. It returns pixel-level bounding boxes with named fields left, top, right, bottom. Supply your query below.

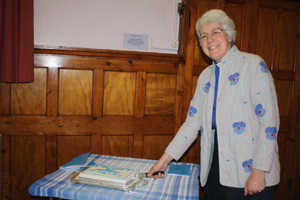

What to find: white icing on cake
left=78, top=165, right=136, bottom=185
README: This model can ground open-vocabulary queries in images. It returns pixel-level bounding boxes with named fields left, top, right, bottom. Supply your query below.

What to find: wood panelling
left=92, top=69, right=104, bottom=118
left=224, top=2, right=245, bottom=49
left=277, top=80, right=293, bottom=116
left=145, top=73, right=176, bottom=115
left=251, top=2, right=300, bottom=199
left=278, top=10, right=298, bottom=71
left=256, top=7, right=276, bottom=69
left=0, top=116, right=175, bottom=136
left=2, top=135, right=9, bottom=199
left=47, top=67, right=59, bottom=117
left=103, top=72, right=136, bottom=115
left=0, top=83, right=10, bottom=116
left=34, top=46, right=184, bottom=63
left=46, top=135, right=57, bottom=174
left=57, top=135, right=91, bottom=168
left=10, top=136, right=46, bottom=200
left=102, top=135, right=133, bottom=157
left=174, top=64, right=185, bottom=132
left=59, top=69, right=93, bottom=115
left=34, top=53, right=179, bottom=73
left=143, top=135, right=174, bottom=160
left=290, top=8, right=300, bottom=199
left=11, top=68, right=47, bottom=115
left=135, top=72, right=147, bottom=118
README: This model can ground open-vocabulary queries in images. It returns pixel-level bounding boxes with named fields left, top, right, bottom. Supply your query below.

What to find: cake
left=78, top=164, right=136, bottom=186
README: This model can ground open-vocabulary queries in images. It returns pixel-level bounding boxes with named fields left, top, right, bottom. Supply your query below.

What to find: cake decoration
left=78, top=164, right=136, bottom=186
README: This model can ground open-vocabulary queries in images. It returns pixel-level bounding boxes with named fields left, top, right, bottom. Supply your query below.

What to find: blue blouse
left=212, top=63, right=219, bottom=129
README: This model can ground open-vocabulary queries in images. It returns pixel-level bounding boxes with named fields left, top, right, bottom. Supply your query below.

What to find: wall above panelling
left=34, top=0, right=182, bottom=54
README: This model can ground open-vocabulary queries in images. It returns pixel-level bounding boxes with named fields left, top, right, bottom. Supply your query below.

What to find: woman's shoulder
left=237, top=50, right=271, bottom=76
left=196, top=64, right=214, bottom=84
left=202, top=64, right=214, bottom=74
left=238, top=50, right=264, bottom=64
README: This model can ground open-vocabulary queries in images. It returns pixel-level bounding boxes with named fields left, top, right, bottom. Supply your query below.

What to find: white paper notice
left=123, top=33, right=148, bottom=50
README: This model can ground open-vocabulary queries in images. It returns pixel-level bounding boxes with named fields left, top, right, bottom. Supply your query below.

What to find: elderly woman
left=148, top=9, right=280, bottom=200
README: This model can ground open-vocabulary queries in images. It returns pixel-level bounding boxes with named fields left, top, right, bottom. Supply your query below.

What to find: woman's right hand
left=147, top=153, right=173, bottom=179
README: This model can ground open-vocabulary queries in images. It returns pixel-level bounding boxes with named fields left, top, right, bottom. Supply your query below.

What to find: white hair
left=196, top=9, right=236, bottom=46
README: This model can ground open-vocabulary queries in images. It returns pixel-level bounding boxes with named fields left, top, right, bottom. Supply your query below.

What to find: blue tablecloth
left=29, top=154, right=200, bottom=200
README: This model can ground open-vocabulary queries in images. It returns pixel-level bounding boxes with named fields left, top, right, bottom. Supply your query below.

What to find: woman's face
left=199, top=23, right=232, bottom=62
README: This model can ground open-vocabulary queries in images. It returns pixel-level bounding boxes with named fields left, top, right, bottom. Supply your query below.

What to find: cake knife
left=142, top=171, right=165, bottom=178
left=125, top=171, right=165, bottom=187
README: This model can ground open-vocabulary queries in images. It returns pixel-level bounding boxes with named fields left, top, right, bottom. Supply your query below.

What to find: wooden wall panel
left=10, top=136, right=46, bottom=200
left=256, top=7, right=276, bottom=69
left=145, top=73, right=176, bottom=115
left=47, top=67, right=59, bottom=117
left=57, top=136, right=91, bottom=167
left=103, top=72, right=136, bottom=115
left=46, top=135, right=57, bottom=174
left=278, top=10, right=298, bottom=71
left=143, top=135, right=173, bottom=159
left=59, top=69, right=93, bottom=115
left=253, top=2, right=300, bottom=199
left=290, top=8, right=300, bottom=200
left=174, top=63, right=185, bottom=132
left=0, top=83, right=10, bottom=116
left=277, top=80, right=293, bottom=117
left=0, top=135, right=1, bottom=199
left=33, top=53, right=180, bottom=73
left=11, top=68, right=47, bottom=115
left=2, top=135, right=10, bottom=199
left=93, top=69, right=104, bottom=118
left=135, top=72, right=147, bottom=118
left=102, top=135, right=133, bottom=157
left=224, top=2, right=245, bottom=49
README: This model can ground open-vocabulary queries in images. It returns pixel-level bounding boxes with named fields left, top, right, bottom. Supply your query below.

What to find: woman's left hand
left=244, top=168, right=266, bottom=196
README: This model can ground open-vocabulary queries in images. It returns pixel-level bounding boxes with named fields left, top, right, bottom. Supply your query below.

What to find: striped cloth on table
left=29, top=154, right=200, bottom=200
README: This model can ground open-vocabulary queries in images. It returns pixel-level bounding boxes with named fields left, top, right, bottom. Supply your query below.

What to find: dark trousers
left=204, top=130, right=276, bottom=200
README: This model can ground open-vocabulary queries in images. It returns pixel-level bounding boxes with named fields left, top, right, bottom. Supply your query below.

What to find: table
left=29, top=154, right=200, bottom=200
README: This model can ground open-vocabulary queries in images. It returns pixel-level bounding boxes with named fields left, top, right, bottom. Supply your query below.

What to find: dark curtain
left=0, top=0, right=34, bottom=83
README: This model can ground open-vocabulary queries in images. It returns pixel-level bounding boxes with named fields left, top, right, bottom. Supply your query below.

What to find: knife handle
left=145, top=171, right=165, bottom=177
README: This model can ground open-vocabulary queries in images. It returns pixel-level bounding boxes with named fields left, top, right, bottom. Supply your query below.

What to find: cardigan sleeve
left=250, top=57, right=280, bottom=172
left=165, top=72, right=205, bottom=160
